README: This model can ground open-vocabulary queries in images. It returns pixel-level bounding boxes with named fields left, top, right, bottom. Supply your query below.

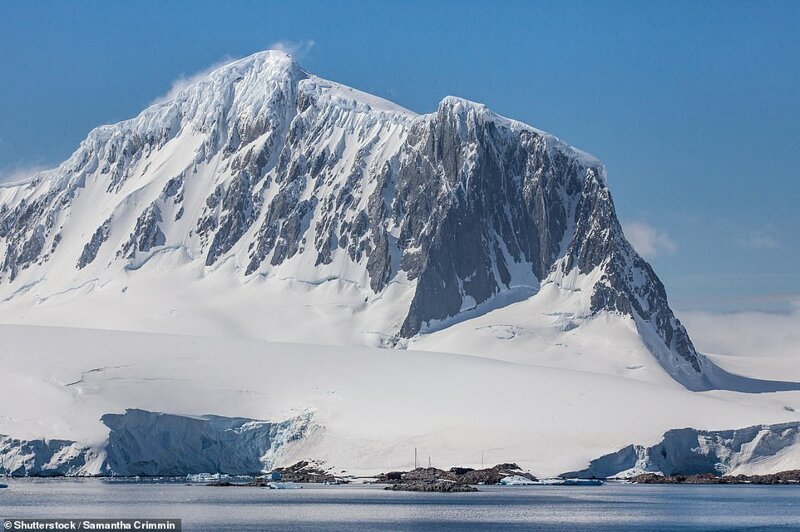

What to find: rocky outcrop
left=118, top=204, right=165, bottom=259
left=377, top=463, right=537, bottom=486
left=77, top=218, right=111, bottom=269
left=268, top=460, right=340, bottom=483
left=630, top=471, right=800, bottom=484
left=385, top=480, right=478, bottom=492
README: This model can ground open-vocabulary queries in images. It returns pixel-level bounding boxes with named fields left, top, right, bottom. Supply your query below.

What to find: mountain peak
left=0, top=55, right=709, bottom=390
left=142, top=49, right=306, bottom=118
left=221, top=49, right=304, bottom=79
left=438, top=95, right=487, bottom=110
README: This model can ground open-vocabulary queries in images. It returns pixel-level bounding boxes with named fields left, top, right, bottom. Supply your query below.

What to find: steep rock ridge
left=240, top=76, right=413, bottom=284
left=559, top=169, right=706, bottom=380
left=118, top=203, right=166, bottom=259
left=77, top=217, right=111, bottom=269
left=0, top=50, right=706, bottom=388
left=565, top=421, right=800, bottom=478
left=395, top=98, right=602, bottom=337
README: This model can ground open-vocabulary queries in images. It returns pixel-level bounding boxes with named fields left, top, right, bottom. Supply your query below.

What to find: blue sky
left=1, top=0, right=798, bottom=312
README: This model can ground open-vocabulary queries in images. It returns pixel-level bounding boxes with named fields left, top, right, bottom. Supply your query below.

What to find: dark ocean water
left=2, top=478, right=800, bottom=531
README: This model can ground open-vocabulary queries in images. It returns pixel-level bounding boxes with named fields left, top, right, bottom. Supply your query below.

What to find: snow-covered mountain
left=0, top=50, right=710, bottom=388
left=2, top=51, right=800, bottom=478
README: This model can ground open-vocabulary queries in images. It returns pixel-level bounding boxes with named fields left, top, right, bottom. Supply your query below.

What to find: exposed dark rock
left=630, top=470, right=800, bottom=484
left=376, top=463, right=536, bottom=486
left=205, top=172, right=260, bottom=266
left=567, top=177, right=703, bottom=373
left=160, top=173, right=185, bottom=202
left=394, top=103, right=578, bottom=336
left=264, top=460, right=344, bottom=484
left=246, top=179, right=315, bottom=273
left=459, top=463, right=537, bottom=485
left=0, top=186, right=74, bottom=281
left=118, top=204, right=165, bottom=259
left=385, top=480, right=478, bottom=492
left=77, top=218, right=112, bottom=269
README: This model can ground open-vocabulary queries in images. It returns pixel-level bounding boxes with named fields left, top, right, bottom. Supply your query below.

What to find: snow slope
left=2, top=324, right=800, bottom=477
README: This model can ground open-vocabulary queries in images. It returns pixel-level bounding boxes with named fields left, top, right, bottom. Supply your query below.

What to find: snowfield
left=2, top=323, right=800, bottom=477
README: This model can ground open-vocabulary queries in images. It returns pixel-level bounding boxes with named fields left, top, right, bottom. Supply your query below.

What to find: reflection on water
left=2, top=479, right=800, bottom=530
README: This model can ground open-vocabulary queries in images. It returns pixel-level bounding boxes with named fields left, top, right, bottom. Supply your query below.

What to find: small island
left=376, top=463, right=537, bottom=492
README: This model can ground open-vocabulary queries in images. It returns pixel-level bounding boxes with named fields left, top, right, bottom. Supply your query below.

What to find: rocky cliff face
left=0, top=50, right=706, bottom=388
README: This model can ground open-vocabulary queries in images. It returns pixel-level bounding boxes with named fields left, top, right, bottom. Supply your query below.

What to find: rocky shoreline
left=629, top=470, right=800, bottom=485
left=385, top=480, right=478, bottom=492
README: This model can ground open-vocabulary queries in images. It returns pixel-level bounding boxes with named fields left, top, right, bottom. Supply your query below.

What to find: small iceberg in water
left=499, top=475, right=603, bottom=486
left=500, top=475, right=537, bottom=486
left=537, top=478, right=604, bottom=486
left=267, top=481, right=301, bottom=489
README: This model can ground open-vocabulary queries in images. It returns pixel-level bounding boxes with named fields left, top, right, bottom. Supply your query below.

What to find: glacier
left=564, top=422, right=800, bottom=479
left=0, top=408, right=311, bottom=477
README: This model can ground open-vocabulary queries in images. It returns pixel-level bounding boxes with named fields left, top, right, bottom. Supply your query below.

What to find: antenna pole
left=414, top=447, right=418, bottom=469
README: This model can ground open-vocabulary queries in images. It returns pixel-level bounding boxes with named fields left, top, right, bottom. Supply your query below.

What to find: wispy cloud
left=739, top=230, right=782, bottom=250
left=622, top=220, right=677, bottom=258
left=680, top=300, right=800, bottom=358
left=0, top=164, right=47, bottom=185
left=147, top=40, right=315, bottom=107
left=269, top=39, right=315, bottom=60
left=148, top=56, right=237, bottom=106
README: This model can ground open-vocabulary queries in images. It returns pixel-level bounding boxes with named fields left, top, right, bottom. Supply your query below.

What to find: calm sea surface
left=2, top=478, right=800, bottom=531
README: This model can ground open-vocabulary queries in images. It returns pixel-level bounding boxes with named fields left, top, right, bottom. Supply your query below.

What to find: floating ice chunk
left=499, top=474, right=536, bottom=486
